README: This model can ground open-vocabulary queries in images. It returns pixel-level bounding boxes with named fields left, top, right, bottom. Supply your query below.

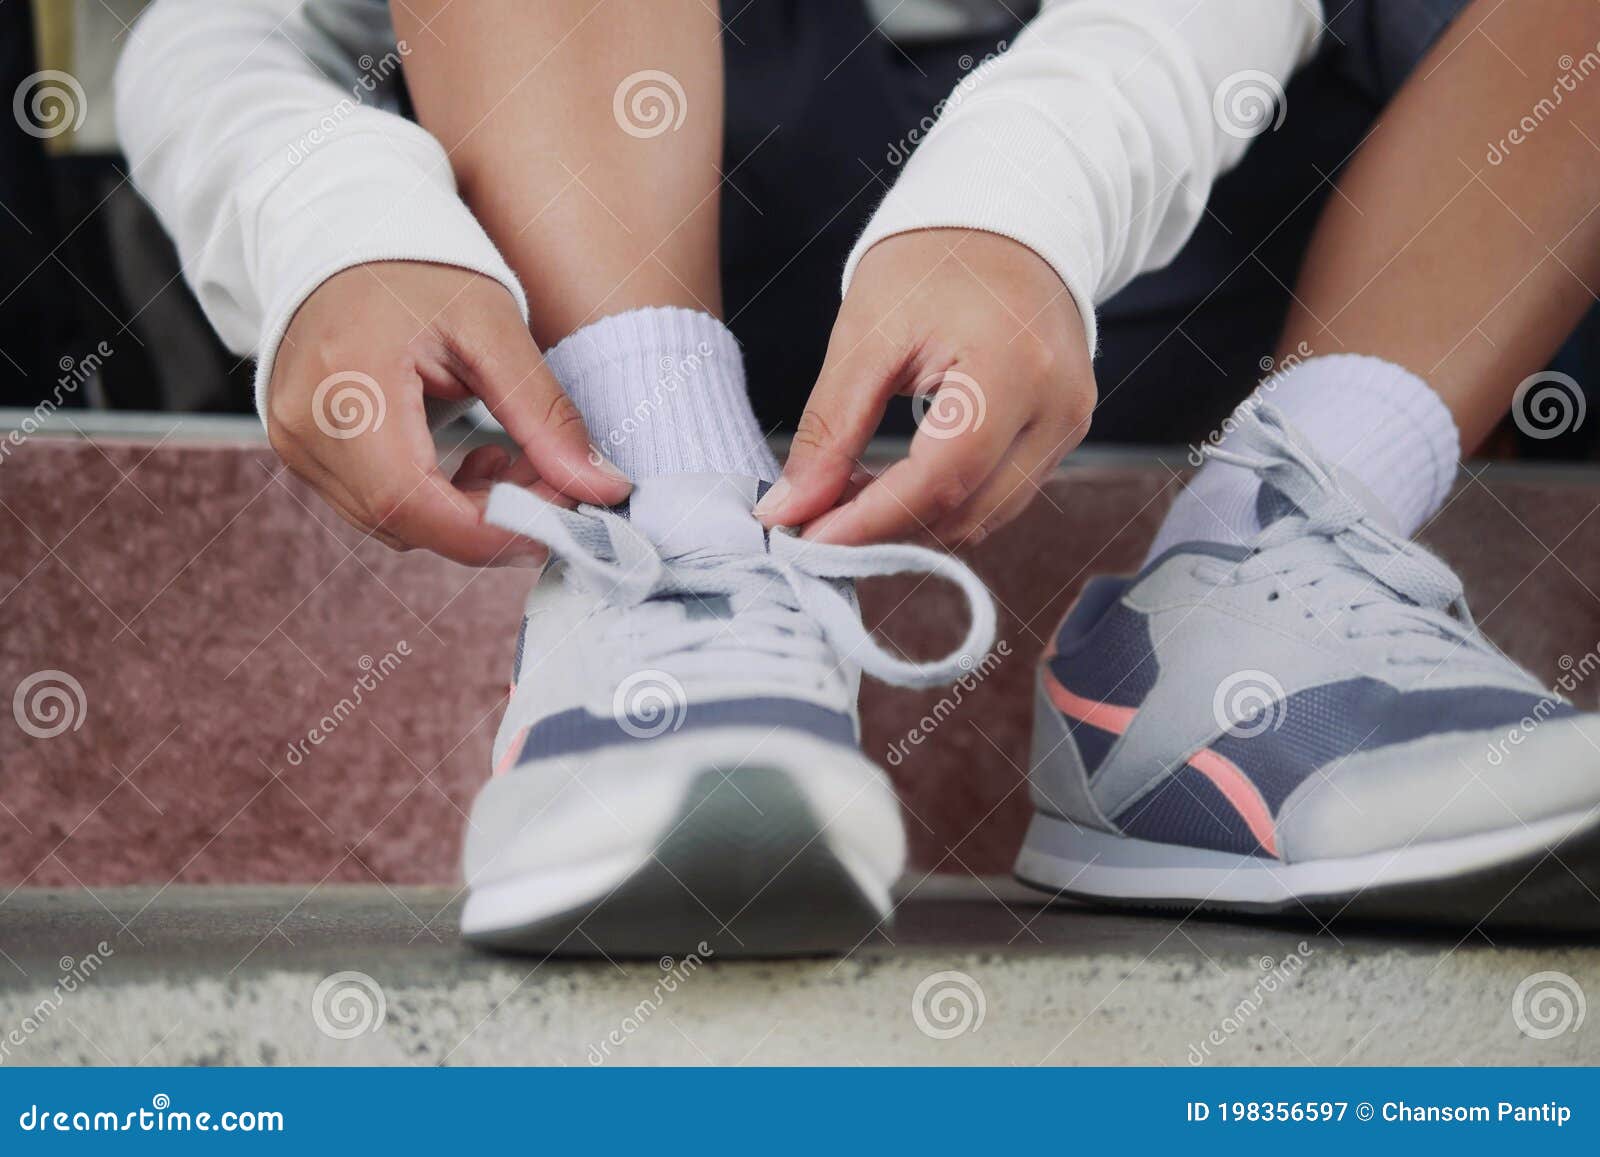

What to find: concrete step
left=1, top=884, right=1595, bottom=1065
left=5, top=414, right=1600, bottom=886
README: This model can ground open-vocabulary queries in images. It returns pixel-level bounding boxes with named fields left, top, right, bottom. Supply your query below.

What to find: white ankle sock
left=1143, top=353, right=1460, bottom=565
left=543, top=307, right=779, bottom=482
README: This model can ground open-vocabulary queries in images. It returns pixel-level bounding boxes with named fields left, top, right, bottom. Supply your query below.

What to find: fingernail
left=589, top=444, right=630, bottom=481
left=753, top=477, right=790, bottom=520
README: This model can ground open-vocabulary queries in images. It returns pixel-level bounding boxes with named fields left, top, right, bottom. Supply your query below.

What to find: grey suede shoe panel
left=1027, top=678, right=1118, bottom=833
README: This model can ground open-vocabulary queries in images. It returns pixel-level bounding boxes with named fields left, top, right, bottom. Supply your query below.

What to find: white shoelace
left=1202, top=405, right=1508, bottom=671
left=485, top=483, right=998, bottom=690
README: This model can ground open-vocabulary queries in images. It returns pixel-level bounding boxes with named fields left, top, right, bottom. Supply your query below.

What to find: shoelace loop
left=1202, top=406, right=1496, bottom=664
left=485, top=483, right=997, bottom=690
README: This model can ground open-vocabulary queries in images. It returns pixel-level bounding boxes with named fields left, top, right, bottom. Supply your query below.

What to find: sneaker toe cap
left=1276, top=713, right=1600, bottom=862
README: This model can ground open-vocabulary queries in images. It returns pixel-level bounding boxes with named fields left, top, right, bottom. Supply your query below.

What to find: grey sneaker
left=1016, top=405, right=1600, bottom=930
left=461, top=474, right=996, bottom=957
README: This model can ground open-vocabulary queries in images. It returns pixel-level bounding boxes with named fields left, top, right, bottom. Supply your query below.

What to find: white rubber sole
left=460, top=729, right=904, bottom=955
left=1015, top=806, right=1600, bottom=928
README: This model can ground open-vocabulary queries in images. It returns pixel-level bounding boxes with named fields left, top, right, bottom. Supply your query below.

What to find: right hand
left=267, top=261, right=631, bottom=566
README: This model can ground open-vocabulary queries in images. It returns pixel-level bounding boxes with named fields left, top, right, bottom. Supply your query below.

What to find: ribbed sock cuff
left=1143, top=460, right=1264, bottom=563
left=1144, top=354, right=1461, bottom=565
left=1263, top=353, right=1460, bottom=534
left=544, top=307, right=779, bottom=482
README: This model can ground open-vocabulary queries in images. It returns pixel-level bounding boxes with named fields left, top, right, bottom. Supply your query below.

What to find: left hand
left=753, top=228, right=1096, bottom=546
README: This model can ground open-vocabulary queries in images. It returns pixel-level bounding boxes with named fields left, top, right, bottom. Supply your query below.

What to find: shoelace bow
left=485, top=483, right=997, bottom=690
left=1204, top=405, right=1501, bottom=666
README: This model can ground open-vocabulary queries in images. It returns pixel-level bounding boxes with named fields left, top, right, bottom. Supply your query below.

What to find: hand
left=754, top=229, right=1095, bottom=546
left=267, top=261, right=631, bottom=566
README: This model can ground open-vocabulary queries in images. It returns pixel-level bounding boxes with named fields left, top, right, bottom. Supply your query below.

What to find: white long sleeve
left=844, top=0, right=1325, bottom=353
left=114, top=0, right=527, bottom=420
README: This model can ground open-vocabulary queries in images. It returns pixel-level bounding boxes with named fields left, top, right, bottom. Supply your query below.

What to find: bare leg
left=1278, top=0, right=1600, bottom=451
left=393, top=0, right=725, bottom=348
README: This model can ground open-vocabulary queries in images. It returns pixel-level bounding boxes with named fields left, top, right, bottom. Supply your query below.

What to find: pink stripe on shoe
left=1043, top=677, right=1137, bottom=734
left=1042, top=670, right=1280, bottom=859
left=1183, top=746, right=1280, bottom=859
left=493, top=727, right=528, bottom=778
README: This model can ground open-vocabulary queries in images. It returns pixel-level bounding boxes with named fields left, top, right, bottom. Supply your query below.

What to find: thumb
left=755, top=317, right=903, bottom=528
left=454, top=305, right=633, bottom=506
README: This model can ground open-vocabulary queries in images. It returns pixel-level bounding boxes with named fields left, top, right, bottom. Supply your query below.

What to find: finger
left=479, top=448, right=578, bottom=510
left=797, top=439, right=1001, bottom=546
left=283, top=447, right=413, bottom=552
left=448, top=305, right=632, bottom=506
left=318, top=482, right=413, bottom=554
left=755, top=315, right=906, bottom=528
left=800, top=370, right=1019, bottom=546
left=451, top=443, right=512, bottom=489
left=447, top=449, right=575, bottom=567
left=839, top=466, right=876, bottom=505
left=306, top=390, right=546, bottom=567
left=927, top=421, right=1069, bottom=548
left=378, top=465, right=548, bottom=567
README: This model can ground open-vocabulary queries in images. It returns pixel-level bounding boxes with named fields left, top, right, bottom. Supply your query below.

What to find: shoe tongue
left=624, top=473, right=768, bottom=558
left=1254, top=480, right=1299, bottom=528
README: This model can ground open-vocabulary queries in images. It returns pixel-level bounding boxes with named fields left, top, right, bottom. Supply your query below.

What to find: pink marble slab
left=2, top=433, right=1596, bottom=887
